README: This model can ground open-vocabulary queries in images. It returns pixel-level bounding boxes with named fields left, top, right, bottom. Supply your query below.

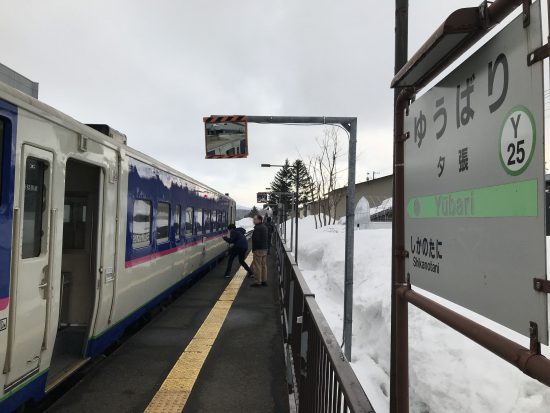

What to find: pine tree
left=248, top=206, right=259, bottom=218
left=290, top=159, right=314, bottom=208
left=269, top=159, right=293, bottom=216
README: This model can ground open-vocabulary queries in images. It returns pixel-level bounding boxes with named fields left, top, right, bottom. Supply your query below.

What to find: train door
left=47, top=159, right=101, bottom=387
left=5, top=145, right=54, bottom=390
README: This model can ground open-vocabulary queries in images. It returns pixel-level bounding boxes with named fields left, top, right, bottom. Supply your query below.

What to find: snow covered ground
left=281, top=216, right=550, bottom=413
left=236, top=217, right=254, bottom=231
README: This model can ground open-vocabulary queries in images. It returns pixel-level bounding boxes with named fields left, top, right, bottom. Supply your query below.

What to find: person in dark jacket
left=251, top=215, right=269, bottom=287
left=222, top=224, right=253, bottom=278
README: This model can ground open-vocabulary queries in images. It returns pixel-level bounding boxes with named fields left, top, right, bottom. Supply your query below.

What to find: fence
left=273, top=229, right=374, bottom=413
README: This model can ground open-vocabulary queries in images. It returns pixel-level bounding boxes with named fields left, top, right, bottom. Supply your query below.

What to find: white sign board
left=404, top=3, right=547, bottom=343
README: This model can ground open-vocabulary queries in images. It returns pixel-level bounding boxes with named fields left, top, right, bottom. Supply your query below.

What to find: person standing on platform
left=251, top=214, right=268, bottom=287
left=222, top=224, right=253, bottom=278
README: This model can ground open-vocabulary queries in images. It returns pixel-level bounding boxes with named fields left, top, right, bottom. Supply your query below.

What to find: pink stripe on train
left=125, top=234, right=225, bottom=269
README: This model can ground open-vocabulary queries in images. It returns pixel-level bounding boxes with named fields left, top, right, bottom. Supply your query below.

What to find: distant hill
left=236, top=205, right=251, bottom=220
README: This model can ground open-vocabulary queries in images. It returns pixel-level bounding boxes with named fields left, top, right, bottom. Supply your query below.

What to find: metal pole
left=398, top=285, right=550, bottom=386
left=295, top=167, right=299, bottom=264
left=391, top=1, right=409, bottom=412
left=290, top=195, right=294, bottom=252
left=283, top=203, right=287, bottom=244
left=343, top=119, right=357, bottom=361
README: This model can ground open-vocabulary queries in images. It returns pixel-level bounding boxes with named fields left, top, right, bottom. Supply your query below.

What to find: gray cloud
left=0, top=0, right=475, bottom=206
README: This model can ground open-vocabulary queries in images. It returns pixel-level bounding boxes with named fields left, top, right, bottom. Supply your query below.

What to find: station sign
left=204, top=115, right=248, bottom=159
left=257, top=192, right=269, bottom=204
left=404, top=4, right=548, bottom=343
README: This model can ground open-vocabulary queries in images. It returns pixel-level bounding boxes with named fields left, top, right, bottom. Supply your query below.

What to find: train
left=0, top=80, right=235, bottom=411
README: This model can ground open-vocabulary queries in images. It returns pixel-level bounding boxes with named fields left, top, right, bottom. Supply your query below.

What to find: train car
left=0, top=80, right=236, bottom=412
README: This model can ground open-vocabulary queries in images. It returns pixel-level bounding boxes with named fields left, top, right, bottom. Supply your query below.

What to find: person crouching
left=222, top=224, right=253, bottom=278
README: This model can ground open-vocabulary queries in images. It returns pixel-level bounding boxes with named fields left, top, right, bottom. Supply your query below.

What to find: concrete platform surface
left=44, top=251, right=289, bottom=413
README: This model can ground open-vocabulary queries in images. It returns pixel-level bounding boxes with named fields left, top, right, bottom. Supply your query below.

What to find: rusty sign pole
left=391, top=0, right=409, bottom=412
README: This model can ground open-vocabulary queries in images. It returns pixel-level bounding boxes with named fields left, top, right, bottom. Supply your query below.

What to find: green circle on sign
left=498, top=105, right=536, bottom=176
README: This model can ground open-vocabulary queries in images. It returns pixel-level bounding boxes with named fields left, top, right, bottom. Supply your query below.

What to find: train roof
left=0, top=80, right=232, bottom=201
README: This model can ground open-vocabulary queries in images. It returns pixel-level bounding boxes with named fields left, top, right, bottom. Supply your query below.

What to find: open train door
left=4, top=145, right=54, bottom=390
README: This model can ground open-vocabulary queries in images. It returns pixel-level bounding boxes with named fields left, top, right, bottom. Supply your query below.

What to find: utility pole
left=295, top=166, right=299, bottom=264
left=391, top=1, right=409, bottom=413
left=343, top=119, right=357, bottom=361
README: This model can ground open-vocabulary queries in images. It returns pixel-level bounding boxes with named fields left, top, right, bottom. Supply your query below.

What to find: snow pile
left=290, top=215, right=550, bottom=413
left=355, top=197, right=371, bottom=228
left=236, top=217, right=254, bottom=231
left=370, top=197, right=393, bottom=216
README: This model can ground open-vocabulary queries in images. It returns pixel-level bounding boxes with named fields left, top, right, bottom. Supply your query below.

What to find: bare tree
left=305, top=127, right=345, bottom=227
left=305, top=158, right=320, bottom=229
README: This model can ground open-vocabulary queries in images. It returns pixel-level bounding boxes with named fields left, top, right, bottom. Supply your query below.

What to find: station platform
left=44, top=252, right=290, bottom=413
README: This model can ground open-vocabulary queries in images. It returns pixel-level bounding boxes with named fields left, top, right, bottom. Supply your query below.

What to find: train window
left=156, top=202, right=170, bottom=244
left=185, top=207, right=194, bottom=237
left=196, top=209, right=203, bottom=235
left=63, top=197, right=88, bottom=250
left=22, top=158, right=47, bottom=258
left=132, top=199, right=152, bottom=249
left=204, top=210, right=211, bottom=234
left=212, top=210, right=218, bottom=232
left=174, top=205, right=181, bottom=241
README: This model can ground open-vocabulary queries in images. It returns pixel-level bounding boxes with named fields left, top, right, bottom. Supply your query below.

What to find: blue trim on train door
left=0, top=99, right=17, bottom=305
left=0, top=370, right=48, bottom=413
left=86, top=251, right=226, bottom=357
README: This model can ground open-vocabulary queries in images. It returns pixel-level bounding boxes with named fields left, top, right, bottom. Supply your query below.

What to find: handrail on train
left=273, top=229, right=375, bottom=413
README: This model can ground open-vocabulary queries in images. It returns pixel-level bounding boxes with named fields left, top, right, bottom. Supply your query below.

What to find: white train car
left=0, top=81, right=236, bottom=411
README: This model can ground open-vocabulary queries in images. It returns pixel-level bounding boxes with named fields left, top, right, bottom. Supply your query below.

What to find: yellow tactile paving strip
left=144, top=257, right=250, bottom=413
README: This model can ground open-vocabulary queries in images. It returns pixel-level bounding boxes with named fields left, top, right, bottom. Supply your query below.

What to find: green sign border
left=498, top=105, right=536, bottom=176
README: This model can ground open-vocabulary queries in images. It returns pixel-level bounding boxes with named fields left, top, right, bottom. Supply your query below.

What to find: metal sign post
left=206, top=115, right=357, bottom=360
left=391, top=1, right=409, bottom=411
left=391, top=1, right=550, bottom=412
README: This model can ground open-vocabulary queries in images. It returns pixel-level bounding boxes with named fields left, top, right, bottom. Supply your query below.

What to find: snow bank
left=236, top=217, right=254, bottom=231
left=290, top=215, right=550, bottom=413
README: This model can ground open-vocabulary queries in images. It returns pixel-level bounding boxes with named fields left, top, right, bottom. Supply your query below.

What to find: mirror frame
left=204, top=115, right=249, bottom=159
left=257, top=192, right=269, bottom=203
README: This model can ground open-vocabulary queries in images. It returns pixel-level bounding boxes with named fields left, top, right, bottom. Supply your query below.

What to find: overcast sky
left=0, top=0, right=519, bottom=207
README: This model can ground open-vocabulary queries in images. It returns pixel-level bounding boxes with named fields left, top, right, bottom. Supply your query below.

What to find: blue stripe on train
left=0, top=371, right=48, bottom=413
left=0, top=251, right=226, bottom=412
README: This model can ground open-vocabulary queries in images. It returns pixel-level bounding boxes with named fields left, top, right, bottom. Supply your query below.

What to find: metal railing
left=273, top=230, right=374, bottom=413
